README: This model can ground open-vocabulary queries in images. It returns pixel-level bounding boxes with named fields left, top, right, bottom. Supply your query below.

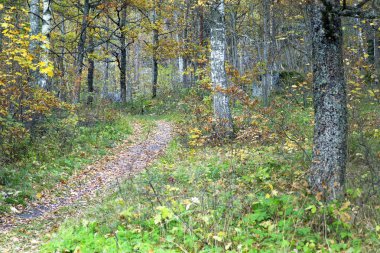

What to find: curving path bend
left=0, top=121, right=173, bottom=252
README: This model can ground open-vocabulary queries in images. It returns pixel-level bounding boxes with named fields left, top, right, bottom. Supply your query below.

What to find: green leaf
left=305, top=205, right=317, bottom=214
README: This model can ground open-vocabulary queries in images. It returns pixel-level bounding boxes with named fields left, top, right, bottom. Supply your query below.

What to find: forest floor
left=0, top=120, right=173, bottom=252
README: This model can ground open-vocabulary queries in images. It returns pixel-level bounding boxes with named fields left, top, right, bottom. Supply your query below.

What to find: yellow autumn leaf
left=36, top=192, right=43, bottom=199
left=39, top=63, right=54, bottom=77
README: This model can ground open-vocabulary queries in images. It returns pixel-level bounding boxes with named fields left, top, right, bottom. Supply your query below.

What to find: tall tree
left=102, top=17, right=111, bottom=99
left=119, top=5, right=128, bottom=103
left=151, top=0, right=159, bottom=98
left=182, top=0, right=190, bottom=88
left=57, top=12, right=67, bottom=101
left=308, top=0, right=347, bottom=200
left=73, top=0, right=90, bottom=103
left=210, top=0, right=233, bottom=137
left=262, top=0, right=273, bottom=106
left=308, top=0, right=380, bottom=201
left=39, top=0, right=52, bottom=89
left=87, top=32, right=95, bottom=105
left=29, top=0, right=40, bottom=87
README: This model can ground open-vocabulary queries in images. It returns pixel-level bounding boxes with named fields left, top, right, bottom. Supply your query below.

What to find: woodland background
left=0, top=0, right=379, bottom=252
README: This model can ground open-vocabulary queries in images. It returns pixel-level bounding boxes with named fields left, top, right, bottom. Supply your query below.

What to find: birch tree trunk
left=211, top=0, right=233, bottom=137
left=29, top=0, right=40, bottom=87
left=174, top=12, right=183, bottom=84
left=355, top=18, right=366, bottom=58
left=39, top=0, right=52, bottom=90
left=309, top=1, right=347, bottom=201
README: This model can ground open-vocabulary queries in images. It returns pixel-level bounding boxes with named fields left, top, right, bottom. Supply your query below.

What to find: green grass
left=0, top=112, right=132, bottom=213
left=41, top=136, right=379, bottom=252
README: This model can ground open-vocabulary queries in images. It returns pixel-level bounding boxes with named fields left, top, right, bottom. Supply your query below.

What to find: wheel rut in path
left=0, top=121, right=173, bottom=233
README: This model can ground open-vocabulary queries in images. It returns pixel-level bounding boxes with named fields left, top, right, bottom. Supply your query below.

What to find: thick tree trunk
left=29, top=0, right=40, bottom=87
left=73, top=0, right=90, bottom=103
left=210, top=0, right=233, bottom=137
left=309, top=1, right=347, bottom=201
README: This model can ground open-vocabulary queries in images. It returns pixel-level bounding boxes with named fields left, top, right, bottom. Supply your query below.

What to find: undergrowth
left=0, top=105, right=132, bottom=213
left=42, top=138, right=379, bottom=252
left=41, top=92, right=379, bottom=252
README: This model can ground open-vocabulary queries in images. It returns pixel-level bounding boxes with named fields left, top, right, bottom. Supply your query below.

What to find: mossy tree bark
left=309, top=0, right=347, bottom=201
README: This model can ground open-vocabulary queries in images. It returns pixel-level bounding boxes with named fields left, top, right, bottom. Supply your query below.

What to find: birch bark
left=211, top=0, right=233, bottom=137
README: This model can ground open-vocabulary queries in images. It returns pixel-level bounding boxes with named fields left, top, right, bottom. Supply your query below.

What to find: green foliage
left=42, top=136, right=377, bottom=252
left=0, top=107, right=132, bottom=213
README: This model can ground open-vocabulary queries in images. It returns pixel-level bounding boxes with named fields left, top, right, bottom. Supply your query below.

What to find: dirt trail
left=0, top=121, right=173, bottom=251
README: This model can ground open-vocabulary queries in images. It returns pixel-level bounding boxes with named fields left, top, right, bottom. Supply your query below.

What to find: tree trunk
left=0, top=9, right=3, bottom=52
left=59, top=13, right=67, bottom=101
left=197, top=6, right=205, bottom=81
left=152, top=2, right=159, bottom=98
left=126, top=46, right=133, bottom=102
left=174, top=12, right=183, bottom=84
left=102, top=17, right=110, bottom=99
left=229, top=11, right=239, bottom=72
left=119, top=6, right=127, bottom=103
left=373, top=27, right=380, bottom=86
left=309, top=1, right=347, bottom=201
left=262, top=0, right=271, bottom=106
left=29, top=0, right=40, bottom=87
left=182, top=0, right=190, bottom=88
left=134, top=41, right=140, bottom=92
left=39, top=0, right=52, bottom=90
left=210, top=0, right=233, bottom=137
left=73, top=0, right=90, bottom=103
left=355, top=18, right=366, bottom=58
left=87, top=34, right=95, bottom=105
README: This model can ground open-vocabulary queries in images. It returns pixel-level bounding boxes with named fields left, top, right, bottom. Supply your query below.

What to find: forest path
left=0, top=120, right=173, bottom=252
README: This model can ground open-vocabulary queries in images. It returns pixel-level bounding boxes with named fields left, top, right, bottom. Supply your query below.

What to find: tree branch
left=339, top=8, right=380, bottom=19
